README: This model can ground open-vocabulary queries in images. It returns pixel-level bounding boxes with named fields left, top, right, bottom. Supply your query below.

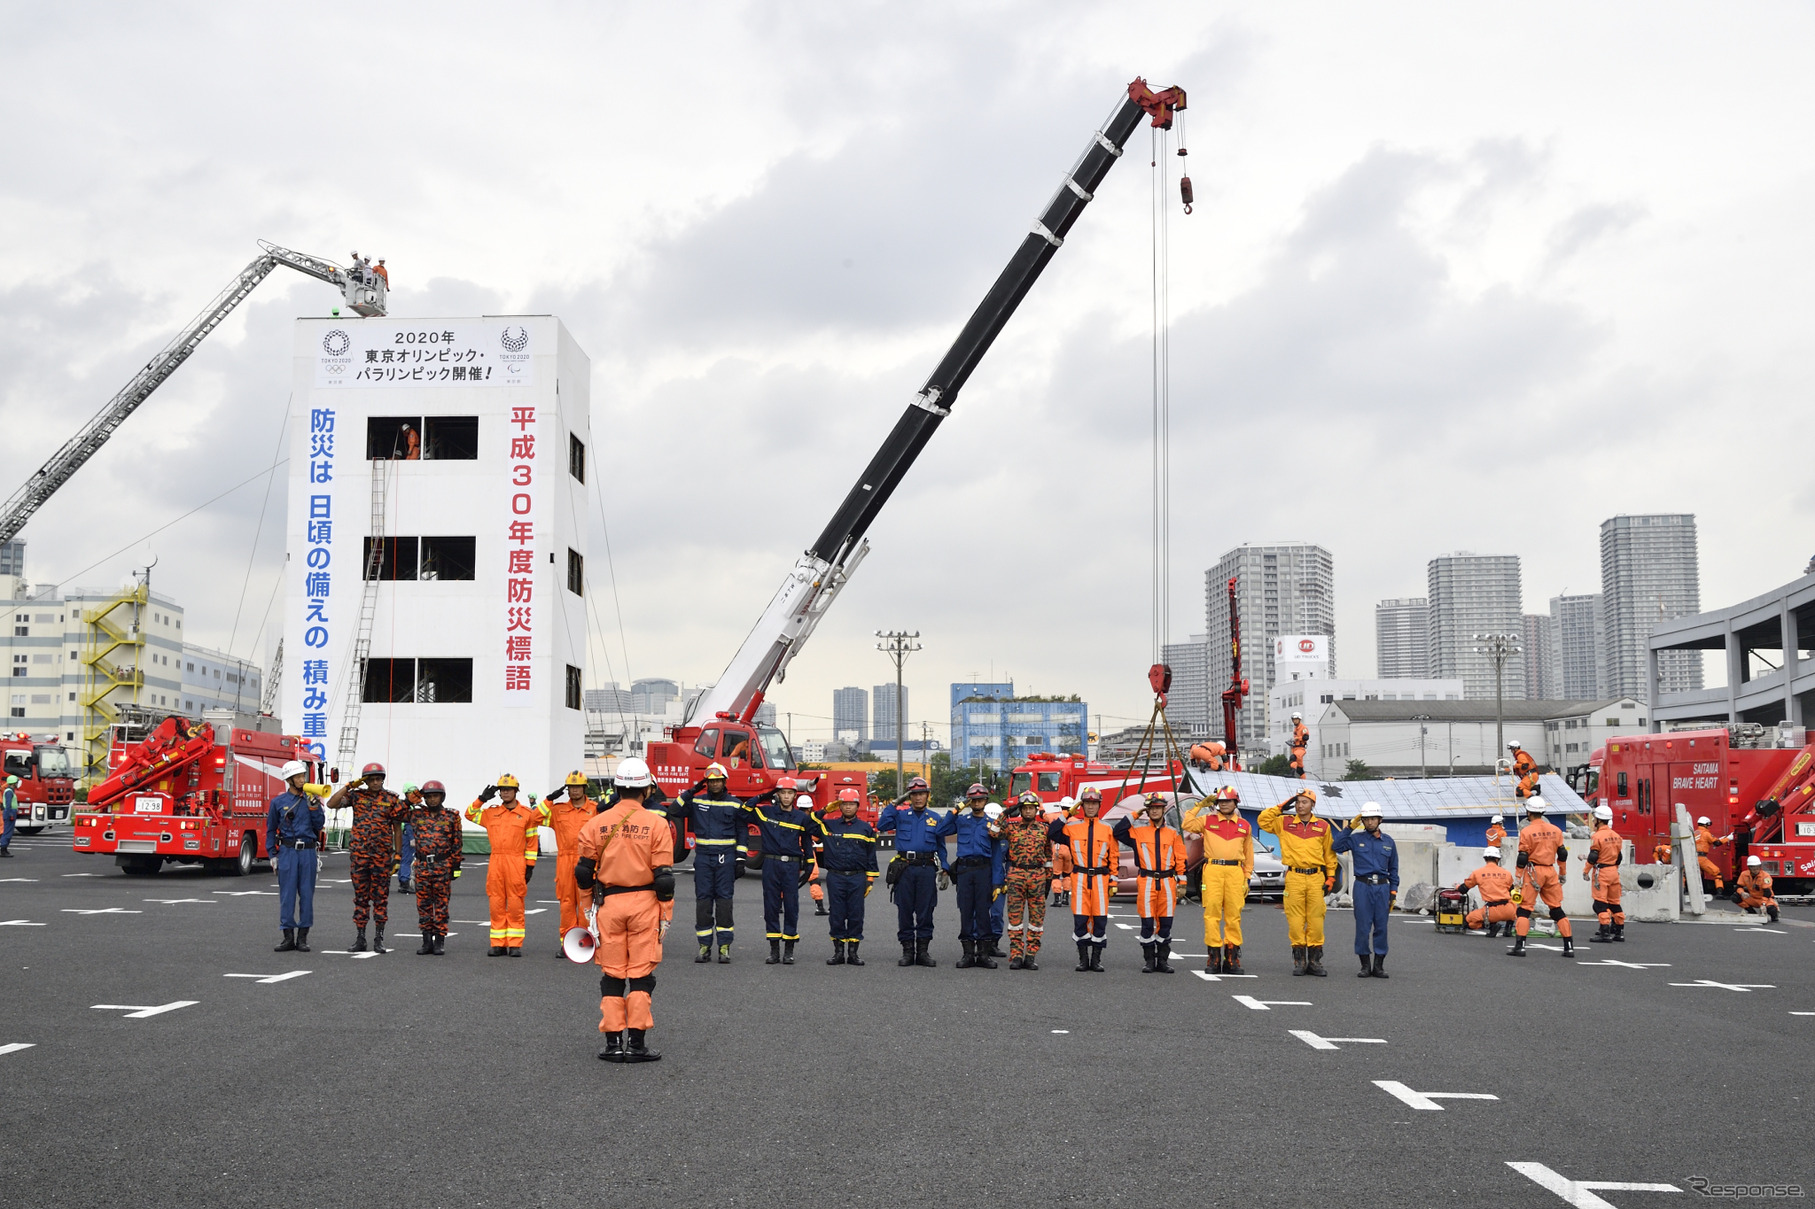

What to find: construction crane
left=0, top=240, right=386, bottom=545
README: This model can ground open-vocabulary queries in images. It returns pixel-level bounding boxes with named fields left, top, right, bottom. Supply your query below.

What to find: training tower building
left=282, top=316, right=590, bottom=805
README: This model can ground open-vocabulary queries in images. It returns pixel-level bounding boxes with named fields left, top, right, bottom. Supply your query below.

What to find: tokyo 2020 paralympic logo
left=322, top=330, right=351, bottom=356
left=500, top=326, right=529, bottom=352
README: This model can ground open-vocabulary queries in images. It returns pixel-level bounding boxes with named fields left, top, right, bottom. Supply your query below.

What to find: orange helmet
left=1215, top=786, right=1240, bottom=804
left=1143, top=792, right=1168, bottom=809
left=775, top=776, right=798, bottom=791
left=837, top=788, right=860, bottom=803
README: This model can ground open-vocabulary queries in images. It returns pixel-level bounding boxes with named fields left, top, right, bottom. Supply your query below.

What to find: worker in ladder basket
left=1183, top=786, right=1254, bottom=973
left=1583, top=805, right=1627, bottom=943
left=1508, top=740, right=1540, bottom=800
left=543, top=770, right=598, bottom=958
left=574, top=756, right=673, bottom=1064
left=1734, top=855, right=1779, bottom=924
left=1288, top=713, right=1309, bottom=779
left=466, top=774, right=541, bottom=956
left=1459, top=845, right=1517, bottom=937
left=1257, top=788, right=1337, bottom=976
left=1050, top=787, right=1118, bottom=972
left=1506, top=797, right=1573, bottom=959
left=1113, top=792, right=1189, bottom=973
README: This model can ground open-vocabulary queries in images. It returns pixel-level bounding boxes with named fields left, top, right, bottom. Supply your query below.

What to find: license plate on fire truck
left=134, top=796, right=162, bottom=813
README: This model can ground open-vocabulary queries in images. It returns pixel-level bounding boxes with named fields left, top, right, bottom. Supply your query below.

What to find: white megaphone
left=563, top=925, right=597, bottom=964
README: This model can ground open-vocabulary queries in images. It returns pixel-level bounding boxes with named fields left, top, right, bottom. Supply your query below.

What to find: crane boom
left=0, top=240, right=385, bottom=545
left=687, top=78, right=1186, bottom=726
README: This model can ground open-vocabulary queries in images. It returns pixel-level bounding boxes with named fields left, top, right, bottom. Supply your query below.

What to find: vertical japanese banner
left=301, top=405, right=337, bottom=757
left=501, top=397, right=538, bottom=707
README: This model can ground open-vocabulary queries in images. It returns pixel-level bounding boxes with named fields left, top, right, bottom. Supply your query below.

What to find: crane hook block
left=1148, top=663, right=1174, bottom=696
left=1179, top=174, right=1194, bottom=214
left=1128, top=78, right=1187, bottom=129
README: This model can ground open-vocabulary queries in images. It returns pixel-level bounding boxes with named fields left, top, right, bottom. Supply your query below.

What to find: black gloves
left=478, top=785, right=498, bottom=804
left=797, top=867, right=812, bottom=888
left=574, top=858, right=596, bottom=889
left=525, top=863, right=536, bottom=883
left=546, top=787, right=566, bottom=803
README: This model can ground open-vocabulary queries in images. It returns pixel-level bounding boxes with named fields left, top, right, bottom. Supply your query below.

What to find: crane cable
left=1150, top=123, right=1174, bottom=668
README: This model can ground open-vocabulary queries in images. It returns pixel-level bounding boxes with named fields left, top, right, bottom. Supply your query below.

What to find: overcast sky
left=2, top=3, right=1811, bottom=741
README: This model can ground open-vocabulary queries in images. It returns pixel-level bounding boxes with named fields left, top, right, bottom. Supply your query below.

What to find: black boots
left=1507, top=934, right=1527, bottom=957
left=1141, top=943, right=1158, bottom=974
left=1358, top=953, right=1373, bottom=977
left=417, top=934, right=434, bottom=955
left=766, top=940, right=782, bottom=965
left=598, top=1033, right=625, bottom=1062
left=1291, top=945, right=1307, bottom=976
left=1612, top=923, right=1626, bottom=941
left=1371, top=954, right=1388, bottom=978
left=275, top=928, right=296, bottom=953
left=432, top=933, right=445, bottom=955
left=984, top=938, right=1005, bottom=959
left=295, top=928, right=311, bottom=953
left=624, top=1029, right=661, bottom=1063
left=1306, top=945, right=1326, bottom=977
left=915, top=939, right=936, bottom=967
left=717, top=944, right=731, bottom=963
left=957, top=940, right=976, bottom=969
left=1089, top=944, right=1105, bottom=972
left=782, top=941, right=795, bottom=965
left=352, top=928, right=368, bottom=953
left=827, top=942, right=846, bottom=966
left=1074, top=941, right=1091, bottom=972
left=507, top=946, right=521, bottom=957
left=1155, top=940, right=1174, bottom=973
left=900, top=943, right=917, bottom=967
left=975, top=941, right=998, bottom=970
left=1485, top=922, right=1502, bottom=939
left=1010, top=955, right=1025, bottom=970
left=1222, top=945, right=1242, bottom=974
left=1024, top=950, right=1040, bottom=972
left=398, top=879, right=411, bottom=893
left=489, top=946, right=507, bottom=957
left=372, top=927, right=386, bottom=955
left=847, top=942, right=864, bottom=966
left=1767, top=906, right=1780, bottom=924
left=1561, top=936, right=1575, bottom=959
left=814, top=899, right=828, bottom=916
left=697, top=942, right=712, bottom=963
left=1206, top=947, right=1224, bottom=974
left=1589, top=924, right=1613, bottom=943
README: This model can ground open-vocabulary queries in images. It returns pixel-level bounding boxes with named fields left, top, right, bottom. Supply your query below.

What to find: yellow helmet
left=496, top=774, right=521, bottom=789
left=565, top=770, right=588, bottom=788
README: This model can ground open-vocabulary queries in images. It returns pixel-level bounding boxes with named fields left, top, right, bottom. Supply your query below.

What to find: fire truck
left=0, top=732, right=77, bottom=833
left=1009, top=751, right=1190, bottom=813
left=645, top=79, right=1187, bottom=851
left=1581, top=726, right=1815, bottom=893
left=71, top=716, right=318, bottom=876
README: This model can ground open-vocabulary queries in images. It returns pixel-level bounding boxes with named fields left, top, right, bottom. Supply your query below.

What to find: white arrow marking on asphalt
left=318, top=950, right=381, bottom=958
left=145, top=899, right=215, bottom=905
left=0, top=878, right=39, bottom=883
left=535, top=900, right=560, bottom=904
left=394, top=932, right=457, bottom=938
left=1791, top=1012, right=1814, bottom=1016
left=61, top=908, right=141, bottom=915
left=0, top=1042, right=36, bottom=1055
left=1233, top=995, right=1311, bottom=1011
left=91, top=1001, right=198, bottom=1019
left=1506, top=1161, right=1679, bottom=1207
left=1527, top=942, right=1566, bottom=951
left=224, top=971, right=311, bottom=984
left=1191, top=971, right=1258, bottom=982
left=525, top=908, right=546, bottom=915
left=1577, top=960, right=1669, bottom=969
left=1114, top=923, right=1136, bottom=930
left=1051, top=1030, right=1069, bottom=1034
left=1734, top=928, right=1782, bottom=935
left=1373, top=1080, right=1498, bottom=1111
left=213, top=890, right=276, bottom=896
left=1666, top=979, right=1774, bottom=992
left=1290, top=1030, right=1386, bottom=1051
left=0, top=919, right=46, bottom=927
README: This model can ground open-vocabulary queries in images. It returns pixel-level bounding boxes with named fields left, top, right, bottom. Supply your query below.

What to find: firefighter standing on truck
left=1506, top=797, right=1574, bottom=959
left=408, top=780, right=462, bottom=955
left=1113, top=792, right=1189, bottom=974
left=738, top=777, right=816, bottom=966
left=1051, top=787, right=1119, bottom=973
left=542, top=771, right=597, bottom=958
left=1000, top=792, right=1053, bottom=970
left=1183, top=786, right=1254, bottom=974
left=674, top=763, right=747, bottom=964
left=1460, top=845, right=1516, bottom=937
left=466, top=775, right=541, bottom=956
left=877, top=777, right=945, bottom=968
left=1256, top=788, right=1337, bottom=977
left=818, top=787, right=879, bottom=966
left=327, top=762, right=408, bottom=955
left=1288, top=713, right=1309, bottom=779
left=574, top=756, right=673, bottom=1064
left=1584, top=804, right=1627, bottom=943
left=1509, top=741, right=1540, bottom=800
left=268, top=761, right=324, bottom=953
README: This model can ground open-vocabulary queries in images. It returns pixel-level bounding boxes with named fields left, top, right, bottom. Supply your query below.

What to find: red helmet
left=420, top=780, right=446, bottom=795
left=775, top=777, right=798, bottom=791
left=965, top=783, right=988, bottom=798
left=907, top=776, right=929, bottom=792
left=361, top=762, right=386, bottom=778
left=1216, top=786, right=1241, bottom=804
left=837, top=788, right=860, bottom=803
left=1078, top=787, right=1103, bottom=803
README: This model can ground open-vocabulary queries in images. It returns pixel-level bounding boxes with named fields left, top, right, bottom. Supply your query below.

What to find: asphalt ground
left=0, top=833, right=1809, bottom=1208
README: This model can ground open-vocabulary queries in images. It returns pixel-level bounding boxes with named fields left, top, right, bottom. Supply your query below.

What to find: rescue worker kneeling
left=1460, top=845, right=1516, bottom=937
left=1584, top=804, right=1626, bottom=943
left=1183, top=786, right=1253, bottom=974
left=1734, top=855, right=1779, bottom=924
left=574, top=756, right=673, bottom=1064
left=1113, top=793, right=1189, bottom=973
left=1507, top=796, right=1574, bottom=959
left=1256, top=788, right=1336, bottom=976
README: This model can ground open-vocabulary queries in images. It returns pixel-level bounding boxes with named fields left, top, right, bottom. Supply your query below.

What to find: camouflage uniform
left=409, top=804, right=463, bottom=934
left=1000, top=817, right=1053, bottom=962
left=347, top=786, right=408, bottom=929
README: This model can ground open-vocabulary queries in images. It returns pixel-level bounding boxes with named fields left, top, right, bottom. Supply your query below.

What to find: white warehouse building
left=283, top=315, right=590, bottom=804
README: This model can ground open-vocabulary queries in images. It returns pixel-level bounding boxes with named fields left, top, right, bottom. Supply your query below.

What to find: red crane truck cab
left=0, top=733, right=77, bottom=833
left=1009, top=751, right=1189, bottom=813
left=1582, top=727, right=1815, bottom=893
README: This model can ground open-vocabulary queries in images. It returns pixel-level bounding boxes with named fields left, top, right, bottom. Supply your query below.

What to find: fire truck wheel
left=15, top=826, right=43, bottom=836
left=228, top=839, right=255, bottom=877
left=121, top=857, right=160, bottom=876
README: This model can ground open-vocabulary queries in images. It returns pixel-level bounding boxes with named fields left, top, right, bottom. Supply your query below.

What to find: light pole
left=1472, top=633, right=1522, bottom=765
left=876, top=630, right=921, bottom=797
left=1412, top=713, right=1431, bottom=779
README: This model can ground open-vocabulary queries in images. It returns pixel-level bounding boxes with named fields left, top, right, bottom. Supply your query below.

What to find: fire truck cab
left=1009, top=751, right=1191, bottom=813
left=0, top=732, right=76, bottom=833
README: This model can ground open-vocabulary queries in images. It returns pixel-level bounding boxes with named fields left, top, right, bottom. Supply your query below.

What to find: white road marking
left=452, top=920, right=492, bottom=925
left=1526, top=942, right=1566, bottom=951
left=0, top=919, right=46, bottom=927
left=145, top=899, right=215, bottom=905
left=535, top=900, right=559, bottom=904
left=1290, top=1030, right=1386, bottom=1051
left=319, top=951, right=381, bottom=959
left=525, top=908, right=546, bottom=915
left=224, top=971, right=311, bottom=984
left=1506, top=1161, right=1680, bottom=1207
left=61, top=908, right=141, bottom=915
left=91, top=1001, right=198, bottom=1019
left=1232, top=995, right=1311, bottom=1010
left=1051, top=1030, right=1069, bottom=1034
left=1114, top=923, right=1136, bottom=931
left=1789, top=1011, right=1814, bottom=1016
left=1372, top=1080, right=1498, bottom=1111
left=1191, top=971, right=1258, bottom=982
left=394, top=932, right=458, bottom=938
left=60, top=873, right=102, bottom=877
left=1666, top=979, right=1774, bottom=992
left=1733, top=928, right=1782, bottom=935
left=0, top=1042, right=36, bottom=1056
left=0, top=878, right=39, bottom=883
left=1577, top=960, right=1669, bottom=969
left=213, top=890, right=276, bottom=897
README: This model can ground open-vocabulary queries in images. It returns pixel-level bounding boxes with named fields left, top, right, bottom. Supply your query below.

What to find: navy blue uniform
left=677, top=786, right=746, bottom=951
left=936, top=809, right=1004, bottom=946
left=1333, top=824, right=1399, bottom=957
left=266, top=790, right=325, bottom=929
left=398, top=821, right=414, bottom=886
left=817, top=815, right=880, bottom=943
left=877, top=801, right=947, bottom=944
left=738, top=799, right=815, bottom=944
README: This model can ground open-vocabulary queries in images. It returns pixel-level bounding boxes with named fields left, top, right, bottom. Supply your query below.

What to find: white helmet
left=1696, top=815, right=1711, bottom=825
left=1490, top=813, right=1504, bottom=823
left=615, top=756, right=653, bottom=788
left=1525, top=797, right=1547, bottom=814
left=797, top=794, right=814, bottom=811
left=1483, top=845, right=1502, bottom=859
left=280, top=759, right=309, bottom=782
left=1508, top=739, right=1522, bottom=750
left=1057, top=796, right=1075, bottom=811
left=1291, top=711, right=1302, bottom=720
left=1593, top=805, right=1613, bottom=821
left=1746, top=855, right=1762, bottom=867
left=1359, top=802, right=1383, bottom=819
left=984, top=803, right=1004, bottom=820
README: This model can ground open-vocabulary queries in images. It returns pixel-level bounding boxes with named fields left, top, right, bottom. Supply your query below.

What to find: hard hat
left=1746, top=855, right=1762, bottom=867
left=1490, top=813, right=1503, bottom=823
left=496, top=774, right=520, bottom=789
left=1291, top=711, right=1302, bottom=720
left=966, top=783, right=988, bottom=798
left=1696, top=815, right=1711, bottom=825
left=1359, top=802, right=1384, bottom=818
left=1525, top=797, right=1547, bottom=814
left=984, top=803, right=1004, bottom=820
left=1216, top=786, right=1241, bottom=804
left=565, top=770, right=588, bottom=788
left=774, top=777, right=797, bottom=791
left=796, top=794, right=814, bottom=810
left=705, top=762, right=729, bottom=781
left=1019, top=792, right=1043, bottom=807
left=280, top=760, right=309, bottom=782
left=1483, top=845, right=1502, bottom=859
left=907, top=776, right=929, bottom=792
left=1294, top=788, right=1318, bottom=804
left=837, top=788, right=860, bottom=803
left=1143, top=792, right=1168, bottom=808
left=615, top=757, right=653, bottom=788
left=1079, top=787, right=1103, bottom=802
left=1507, top=740, right=1521, bottom=750
left=361, top=761, right=387, bottom=778
left=1593, top=805, right=1613, bottom=821
left=402, top=783, right=420, bottom=795
left=421, top=779, right=446, bottom=795
left=1058, top=796, right=1076, bottom=811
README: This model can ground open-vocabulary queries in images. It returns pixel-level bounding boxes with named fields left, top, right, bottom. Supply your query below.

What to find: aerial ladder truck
left=646, top=78, right=1187, bottom=850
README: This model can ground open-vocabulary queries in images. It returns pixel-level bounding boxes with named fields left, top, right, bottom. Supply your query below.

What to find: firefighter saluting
left=543, top=771, right=597, bottom=958
left=674, top=763, right=745, bottom=964
left=1050, top=787, right=1118, bottom=972
left=1112, top=793, right=1189, bottom=974
left=1184, top=786, right=1254, bottom=973
left=407, top=780, right=462, bottom=955
left=327, top=761, right=409, bottom=955
left=1256, top=788, right=1337, bottom=977
left=1000, top=792, right=1054, bottom=970
left=466, top=774, right=541, bottom=956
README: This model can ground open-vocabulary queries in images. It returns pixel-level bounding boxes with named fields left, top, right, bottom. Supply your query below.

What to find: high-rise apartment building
left=630, top=678, right=679, bottom=715
left=832, top=686, right=869, bottom=743
left=1601, top=514, right=1701, bottom=701
left=1206, top=545, right=1335, bottom=751
left=0, top=541, right=24, bottom=578
left=1375, top=598, right=1430, bottom=678
left=1426, top=553, right=1525, bottom=700
left=1521, top=613, right=1555, bottom=700
left=872, top=683, right=908, bottom=745
left=1549, top=593, right=1605, bottom=700
left=1161, top=634, right=1210, bottom=734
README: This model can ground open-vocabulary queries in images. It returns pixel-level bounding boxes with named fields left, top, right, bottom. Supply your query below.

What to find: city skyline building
left=1427, top=552, right=1525, bottom=700
left=1601, top=513, right=1702, bottom=702
left=1161, top=633, right=1210, bottom=735
left=1375, top=597, right=1430, bottom=679
left=948, top=679, right=1088, bottom=772
left=832, top=686, right=869, bottom=743
left=1206, top=544, right=1335, bottom=752
left=1522, top=613, right=1555, bottom=700
left=872, top=682, right=907, bottom=745
left=1549, top=593, right=1606, bottom=700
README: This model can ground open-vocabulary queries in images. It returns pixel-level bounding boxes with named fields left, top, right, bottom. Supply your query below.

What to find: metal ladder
left=335, top=460, right=389, bottom=783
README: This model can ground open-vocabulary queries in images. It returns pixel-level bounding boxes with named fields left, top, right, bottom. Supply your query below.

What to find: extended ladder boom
left=0, top=241, right=385, bottom=545
left=686, top=78, right=1186, bottom=725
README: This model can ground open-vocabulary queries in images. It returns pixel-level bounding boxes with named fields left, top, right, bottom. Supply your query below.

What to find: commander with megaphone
left=572, top=756, right=674, bottom=1064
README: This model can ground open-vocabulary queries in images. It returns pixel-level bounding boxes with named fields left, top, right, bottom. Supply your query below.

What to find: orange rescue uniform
left=543, top=792, right=597, bottom=944
left=577, top=799, right=673, bottom=1033
left=1584, top=825, right=1625, bottom=929
left=1185, top=806, right=1254, bottom=947
left=1694, top=825, right=1726, bottom=890
left=1515, top=817, right=1572, bottom=939
left=1288, top=722, right=1310, bottom=778
left=1485, top=823, right=1508, bottom=847
left=1462, top=862, right=1517, bottom=930
left=1055, top=815, right=1118, bottom=917
left=1511, top=749, right=1540, bottom=799
left=465, top=797, right=541, bottom=948
left=1120, top=818, right=1189, bottom=919
left=1735, top=868, right=1776, bottom=910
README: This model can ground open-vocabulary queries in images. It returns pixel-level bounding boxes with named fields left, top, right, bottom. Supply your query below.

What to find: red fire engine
left=1008, top=751, right=1187, bottom=813
left=71, top=716, right=319, bottom=876
left=1582, top=727, right=1815, bottom=893
left=0, top=732, right=76, bottom=833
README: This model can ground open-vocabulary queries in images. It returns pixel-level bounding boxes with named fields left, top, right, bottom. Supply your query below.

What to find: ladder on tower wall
left=335, top=460, right=389, bottom=786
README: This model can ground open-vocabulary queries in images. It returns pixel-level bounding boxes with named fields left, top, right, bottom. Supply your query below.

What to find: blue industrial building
left=949, top=681, right=1089, bottom=773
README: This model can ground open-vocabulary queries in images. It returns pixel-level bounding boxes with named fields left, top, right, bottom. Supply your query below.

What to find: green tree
left=1343, top=758, right=1373, bottom=781
left=1253, top=753, right=1292, bottom=777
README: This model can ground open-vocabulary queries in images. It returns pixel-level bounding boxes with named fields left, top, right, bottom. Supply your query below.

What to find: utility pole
left=1472, top=633, right=1522, bottom=766
left=876, top=630, right=920, bottom=797
left=1412, top=714, right=1431, bottom=779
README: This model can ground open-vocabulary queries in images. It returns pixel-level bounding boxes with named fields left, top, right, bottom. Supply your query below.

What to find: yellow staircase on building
left=79, top=580, right=147, bottom=782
